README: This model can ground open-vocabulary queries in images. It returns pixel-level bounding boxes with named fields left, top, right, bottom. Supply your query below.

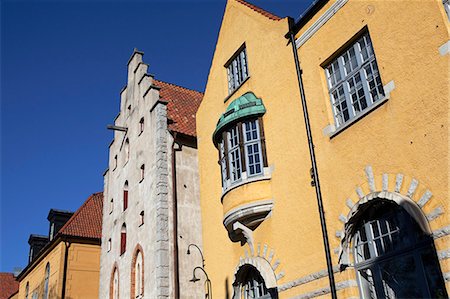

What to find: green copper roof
left=213, top=92, right=266, bottom=146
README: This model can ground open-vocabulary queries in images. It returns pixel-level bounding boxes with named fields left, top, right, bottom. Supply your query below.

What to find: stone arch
left=110, top=262, right=119, bottom=299
left=233, top=256, right=277, bottom=289
left=130, top=244, right=145, bottom=299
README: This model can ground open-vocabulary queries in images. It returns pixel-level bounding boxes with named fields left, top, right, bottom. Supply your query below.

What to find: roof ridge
left=234, top=0, right=282, bottom=21
left=153, top=79, right=204, bottom=95
left=57, top=192, right=102, bottom=236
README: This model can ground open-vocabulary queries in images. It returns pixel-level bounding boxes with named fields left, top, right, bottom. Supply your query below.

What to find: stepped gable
left=58, top=192, right=103, bottom=240
left=154, top=79, right=203, bottom=138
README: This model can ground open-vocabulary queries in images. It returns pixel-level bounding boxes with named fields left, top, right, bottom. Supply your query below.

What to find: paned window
left=218, top=118, right=266, bottom=188
left=352, top=201, right=447, bottom=299
left=226, top=46, right=249, bottom=94
left=236, top=266, right=276, bottom=299
left=325, top=32, right=384, bottom=127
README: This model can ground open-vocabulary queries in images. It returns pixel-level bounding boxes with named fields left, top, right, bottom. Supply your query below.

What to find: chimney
left=47, top=209, right=74, bottom=241
left=28, top=234, right=49, bottom=263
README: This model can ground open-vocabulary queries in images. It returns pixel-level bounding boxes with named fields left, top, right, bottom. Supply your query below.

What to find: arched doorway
left=350, top=200, right=447, bottom=298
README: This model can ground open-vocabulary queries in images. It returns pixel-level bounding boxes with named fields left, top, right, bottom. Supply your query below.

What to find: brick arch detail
left=130, top=244, right=145, bottom=299
left=110, top=262, right=119, bottom=299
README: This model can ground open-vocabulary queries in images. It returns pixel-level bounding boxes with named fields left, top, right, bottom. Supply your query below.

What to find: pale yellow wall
left=17, top=242, right=101, bottom=299
left=17, top=242, right=65, bottom=299
left=64, top=243, right=101, bottom=299
left=197, top=0, right=449, bottom=298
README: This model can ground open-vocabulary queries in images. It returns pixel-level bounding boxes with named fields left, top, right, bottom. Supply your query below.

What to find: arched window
left=131, top=247, right=144, bottom=299
left=124, top=138, right=130, bottom=163
left=352, top=200, right=447, bottom=298
left=25, top=282, right=29, bottom=299
left=123, top=181, right=129, bottom=211
left=110, top=266, right=119, bottom=299
left=234, top=265, right=277, bottom=299
left=43, top=263, right=50, bottom=299
left=120, top=224, right=127, bottom=255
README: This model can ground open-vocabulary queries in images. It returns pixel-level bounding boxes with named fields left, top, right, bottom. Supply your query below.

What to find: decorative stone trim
left=288, top=280, right=357, bottom=299
left=278, top=266, right=339, bottom=292
left=439, top=41, right=450, bottom=56
left=433, top=225, right=450, bottom=239
left=438, top=249, right=450, bottom=260
left=295, top=0, right=350, bottom=48
left=336, top=166, right=445, bottom=265
left=233, top=242, right=285, bottom=290
left=426, top=206, right=444, bottom=222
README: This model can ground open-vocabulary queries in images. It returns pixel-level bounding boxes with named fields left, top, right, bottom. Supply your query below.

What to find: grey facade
left=99, top=50, right=203, bottom=299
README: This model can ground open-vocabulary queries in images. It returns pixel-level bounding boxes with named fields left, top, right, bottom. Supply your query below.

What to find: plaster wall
left=17, top=242, right=64, bottom=299
left=197, top=0, right=450, bottom=298
left=99, top=51, right=203, bottom=299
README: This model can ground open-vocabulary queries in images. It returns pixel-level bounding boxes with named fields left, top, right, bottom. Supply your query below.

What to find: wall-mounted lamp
left=187, top=243, right=211, bottom=299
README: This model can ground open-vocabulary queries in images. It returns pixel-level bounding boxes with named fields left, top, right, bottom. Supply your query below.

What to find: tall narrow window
left=140, top=164, right=145, bottom=182
left=111, top=267, right=119, bottom=299
left=113, top=155, right=118, bottom=170
left=120, top=224, right=127, bottom=255
left=25, top=282, right=29, bottom=299
left=124, top=139, right=130, bottom=164
left=243, top=119, right=263, bottom=176
left=107, top=238, right=112, bottom=252
left=43, top=263, right=50, bottom=299
left=110, top=198, right=114, bottom=214
left=123, top=181, right=129, bottom=211
left=139, top=117, right=144, bottom=135
left=131, top=248, right=144, bottom=299
left=228, top=126, right=242, bottom=182
left=226, top=45, right=249, bottom=94
left=352, top=201, right=447, bottom=298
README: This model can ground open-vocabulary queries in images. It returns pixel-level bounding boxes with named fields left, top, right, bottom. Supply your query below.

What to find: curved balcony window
left=213, top=92, right=268, bottom=191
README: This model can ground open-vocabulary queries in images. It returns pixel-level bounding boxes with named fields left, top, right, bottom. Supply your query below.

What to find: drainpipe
left=171, top=132, right=182, bottom=299
left=61, top=240, right=71, bottom=299
left=286, top=17, right=337, bottom=299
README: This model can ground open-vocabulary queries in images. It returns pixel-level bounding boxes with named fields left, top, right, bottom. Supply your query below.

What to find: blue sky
left=1, top=0, right=310, bottom=273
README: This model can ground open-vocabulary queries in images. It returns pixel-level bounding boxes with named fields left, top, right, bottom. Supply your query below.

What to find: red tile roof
left=235, top=0, right=281, bottom=21
left=154, top=79, right=203, bottom=138
left=58, top=192, right=103, bottom=240
left=0, top=273, right=18, bottom=299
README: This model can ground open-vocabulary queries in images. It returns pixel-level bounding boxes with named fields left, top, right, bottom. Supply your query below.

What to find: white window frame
left=227, top=47, right=249, bottom=94
left=325, top=32, right=384, bottom=128
left=219, top=118, right=267, bottom=191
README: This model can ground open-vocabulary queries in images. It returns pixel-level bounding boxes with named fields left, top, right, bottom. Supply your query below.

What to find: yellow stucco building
left=16, top=193, right=103, bottom=299
left=196, top=0, right=450, bottom=298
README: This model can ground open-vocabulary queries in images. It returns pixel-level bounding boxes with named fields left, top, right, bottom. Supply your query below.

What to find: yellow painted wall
left=17, top=242, right=65, bottom=299
left=197, top=0, right=449, bottom=298
left=65, top=243, right=101, bottom=299
left=17, top=241, right=101, bottom=299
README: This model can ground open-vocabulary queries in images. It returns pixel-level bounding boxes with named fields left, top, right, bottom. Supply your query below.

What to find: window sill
left=224, top=76, right=251, bottom=103
left=327, top=95, right=389, bottom=139
left=221, top=167, right=271, bottom=202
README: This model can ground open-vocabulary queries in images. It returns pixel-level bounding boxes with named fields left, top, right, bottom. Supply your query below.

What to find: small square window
left=226, top=45, right=249, bottom=94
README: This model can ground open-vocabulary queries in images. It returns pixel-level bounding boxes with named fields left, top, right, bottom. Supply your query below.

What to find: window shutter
left=123, top=190, right=128, bottom=211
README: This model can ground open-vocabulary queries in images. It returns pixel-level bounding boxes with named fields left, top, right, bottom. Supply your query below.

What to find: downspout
left=61, top=240, right=71, bottom=299
left=171, top=132, right=182, bottom=299
left=285, top=17, right=337, bottom=299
